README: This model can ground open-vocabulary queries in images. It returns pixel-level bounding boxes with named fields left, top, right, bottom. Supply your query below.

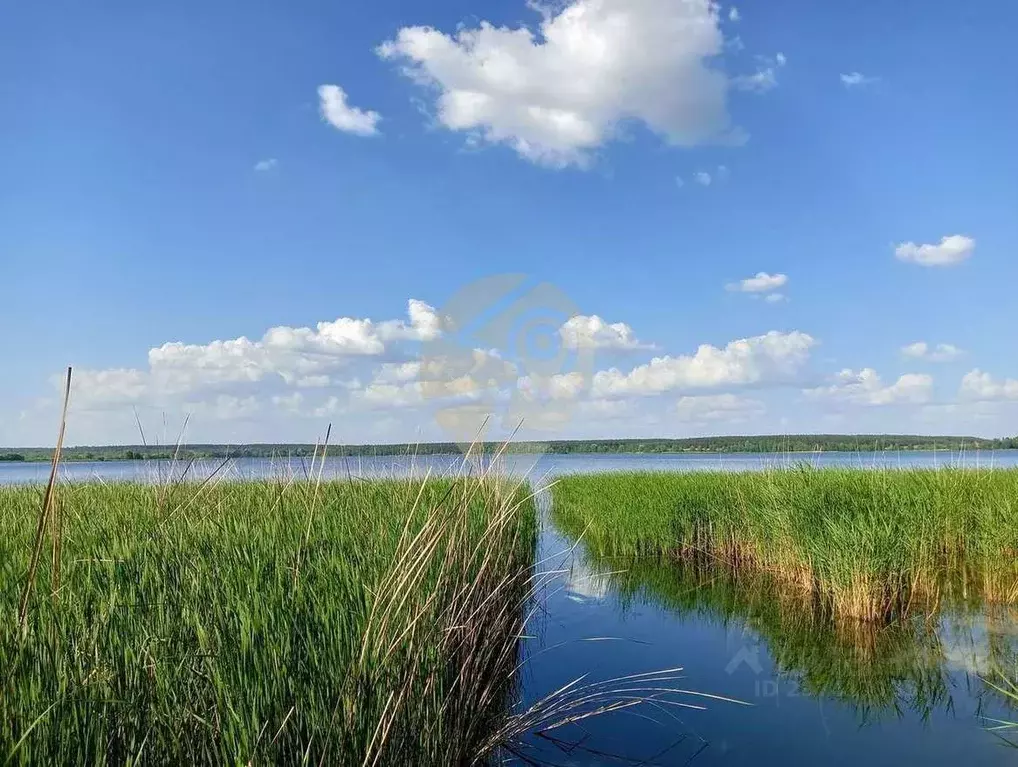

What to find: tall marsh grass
left=1, top=472, right=538, bottom=764
left=552, top=468, right=1018, bottom=621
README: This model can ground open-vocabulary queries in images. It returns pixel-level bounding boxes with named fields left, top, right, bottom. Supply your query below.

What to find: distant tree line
left=2, top=434, right=1017, bottom=463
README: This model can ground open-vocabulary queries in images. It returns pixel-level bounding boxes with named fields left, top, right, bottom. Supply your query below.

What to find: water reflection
left=576, top=553, right=1018, bottom=726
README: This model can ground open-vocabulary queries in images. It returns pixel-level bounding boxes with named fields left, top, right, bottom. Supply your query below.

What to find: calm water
left=2, top=448, right=1016, bottom=485
left=4, top=450, right=1017, bottom=764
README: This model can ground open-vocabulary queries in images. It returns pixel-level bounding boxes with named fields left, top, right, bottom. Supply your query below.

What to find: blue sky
left=2, top=0, right=1017, bottom=446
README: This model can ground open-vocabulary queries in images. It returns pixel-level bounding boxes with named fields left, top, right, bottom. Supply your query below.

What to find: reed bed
left=0, top=472, right=538, bottom=765
left=551, top=467, right=1018, bottom=621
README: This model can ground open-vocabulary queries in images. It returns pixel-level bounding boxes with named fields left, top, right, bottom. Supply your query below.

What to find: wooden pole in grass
left=18, top=367, right=72, bottom=630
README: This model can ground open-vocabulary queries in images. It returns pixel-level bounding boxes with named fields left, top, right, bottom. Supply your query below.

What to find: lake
left=4, top=450, right=1017, bottom=764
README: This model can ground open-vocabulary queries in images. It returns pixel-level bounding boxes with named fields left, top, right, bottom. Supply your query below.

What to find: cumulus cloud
left=68, top=301, right=444, bottom=411
left=960, top=370, right=1018, bottom=402
left=840, top=72, right=878, bottom=88
left=804, top=368, right=933, bottom=406
left=675, top=393, right=764, bottom=422
left=354, top=349, right=518, bottom=410
left=592, top=330, right=815, bottom=398
left=378, top=0, right=740, bottom=167
left=895, top=235, right=975, bottom=267
left=726, top=271, right=788, bottom=294
left=318, top=84, right=382, bottom=136
left=519, top=371, right=590, bottom=403
left=69, top=369, right=149, bottom=409
left=254, top=158, right=278, bottom=172
left=559, top=315, right=654, bottom=351
left=728, top=7, right=740, bottom=21
left=695, top=171, right=712, bottom=186
left=901, top=342, right=964, bottom=362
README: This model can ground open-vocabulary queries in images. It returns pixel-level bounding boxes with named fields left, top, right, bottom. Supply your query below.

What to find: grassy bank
left=1, top=474, right=537, bottom=764
left=552, top=468, right=1018, bottom=621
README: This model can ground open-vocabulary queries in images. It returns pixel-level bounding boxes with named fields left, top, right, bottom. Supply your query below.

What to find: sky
left=2, top=0, right=1017, bottom=447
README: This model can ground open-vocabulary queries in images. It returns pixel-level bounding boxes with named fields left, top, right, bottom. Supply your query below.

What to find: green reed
left=552, top=467, right=1018, bottom=621
left=1, top=474, right=537, bottom=765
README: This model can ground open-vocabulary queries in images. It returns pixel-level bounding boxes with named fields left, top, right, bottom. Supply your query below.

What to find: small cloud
left=895, top=234, right=975, bottom=267
left=695, top=171, right=712, bottom=186
left=559, top=314, right=656, bottom=351
left=716, top=164, right=730, bottom=181
left=729, top=7, right=740, bottom=21
left=805, top=368, right=933, bottom=406
left=764, top=293, right=787, bottom=304
left=254, top=158, right=278, bottom=172
left=901, top=342, right=964, bottom=362
left=901, top=341, right=929, bottom=359
left=840, top=72, right=879, bottom=88
left=961, top=370, right=1018, bottom=402
left=318, top=84, right=382, bottom=136
left=675, top=175, right=684, bottom=188
left=726, top=272, right=788, bottom=294
left=732, top=53, right=786, bottom=93
left=732, top=69, right=777, bottom=93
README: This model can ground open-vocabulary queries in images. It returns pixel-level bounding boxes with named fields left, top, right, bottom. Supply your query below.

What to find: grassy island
left=552, top=468, right=1018, bottom=622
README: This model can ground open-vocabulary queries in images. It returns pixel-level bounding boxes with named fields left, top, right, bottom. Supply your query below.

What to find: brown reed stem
left=18, top=366, right=72, bottom=630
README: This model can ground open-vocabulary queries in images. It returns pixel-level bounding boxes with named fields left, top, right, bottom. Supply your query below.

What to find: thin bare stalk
left=18, top=366, right=72, bottom=630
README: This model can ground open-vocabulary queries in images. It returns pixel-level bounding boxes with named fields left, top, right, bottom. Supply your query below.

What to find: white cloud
left=726, top=271, right=788, bottom=293
left=592, top=330, right=815, bottom=398
left=675, top=393, right=764, bottom=422
left=67, top=301, right=444, bottom=411
left=764, top=293, right=787, bottom=304
left=373, top=361, right=423, bottom=384
left=732, top=53, right=786, bottom=94
left=559, top=315, right=654, bottom=351
left=960, top=370, right=1018, bottom=402
left=254, top=158, right=278, bottom=172
left=695, top=171, right=712, bottom=186
left=317, top=84, right=382, bottom=136
left=728, top=7, right=740, bottom=21
left=353, top=348, right=518, bottom=411
left=69, top=369, right=149, bottom=409
left=901, top=342, right=964, bottom=363
left=519, top=371, right=589, bottom=401
left=378, top=0, right=739, bottom=167
left=895, top=235, right=975, bottom=267
left=804, top=368, right=933, bottom=406
left=840, top=72, right=878, bottom=88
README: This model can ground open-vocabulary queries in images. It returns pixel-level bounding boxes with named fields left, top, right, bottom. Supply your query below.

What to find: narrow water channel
left=517, top=479, right=1017, bottom=765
